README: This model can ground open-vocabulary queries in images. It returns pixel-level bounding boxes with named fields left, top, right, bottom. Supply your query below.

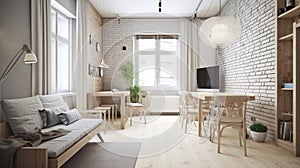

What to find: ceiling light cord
left=191, top=0, right=203, bottom=20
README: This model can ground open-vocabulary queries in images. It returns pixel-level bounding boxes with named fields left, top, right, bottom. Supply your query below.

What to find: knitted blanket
left=0, top=128, right=70, bottom=168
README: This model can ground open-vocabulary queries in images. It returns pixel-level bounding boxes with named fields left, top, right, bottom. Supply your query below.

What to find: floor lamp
left=0, top=44, right=37, bottom=121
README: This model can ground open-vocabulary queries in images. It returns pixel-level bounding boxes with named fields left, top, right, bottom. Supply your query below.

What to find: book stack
left=278, top=120, right=293, bottom=142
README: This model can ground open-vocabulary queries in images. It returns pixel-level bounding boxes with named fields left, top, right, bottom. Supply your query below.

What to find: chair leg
left=185, top=114, right=189, bottom=133
left=239, top=129, right=242, bottom=147
left=243, top=128, right=247, bottom=156
left=144, top=110, right=146, bottom=124
left=130, top=108, right=133, bottom=126
left=111, top=106, right=114, bottom=124
left=217, top=122, right=221, bottom=153
left=181, top=113, right=185, bottom=129
left=102, top=112, right=107, bottom=134
left=139, top=111, right=142, bottom=120
left=107, top=108, right=111, bottom=124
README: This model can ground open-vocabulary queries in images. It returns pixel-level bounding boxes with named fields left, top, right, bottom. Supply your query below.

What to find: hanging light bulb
left=99, top=58, right=109, bottom=69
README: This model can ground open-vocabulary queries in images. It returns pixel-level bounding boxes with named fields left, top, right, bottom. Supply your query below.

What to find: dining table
left=88, top=91, right=130, bottom=129
left=190, top=92, right=255, bottom=137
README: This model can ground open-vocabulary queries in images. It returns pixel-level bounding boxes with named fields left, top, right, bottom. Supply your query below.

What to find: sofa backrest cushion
left=1, top=96, right=44, bottom=134
left=39, top=94, right=68, bottom=109
left=61, top=93, right=76, bottom=109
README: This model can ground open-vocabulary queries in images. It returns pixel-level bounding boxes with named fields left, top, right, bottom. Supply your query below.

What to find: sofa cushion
left=58, top=108, right=83, bottom=125
left=39, top=103, right=69, bottom=128
left=39, top=94, right=69, bottom=110
left=38, top=118, right=103, bottom=158
left=1, top=96, right=44, bottom=134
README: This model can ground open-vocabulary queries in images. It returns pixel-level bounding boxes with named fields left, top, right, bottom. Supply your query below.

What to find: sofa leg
left=97, top=133, right=104, bottom=142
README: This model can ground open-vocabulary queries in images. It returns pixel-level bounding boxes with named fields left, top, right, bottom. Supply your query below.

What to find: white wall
left=132, top=19, right=180, bottom=34
left=103, top=18, right=216, bottom=113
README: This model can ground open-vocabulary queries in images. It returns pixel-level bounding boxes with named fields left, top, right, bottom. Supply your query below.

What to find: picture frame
left=96, top=42, right=101, bottom=52
left=88, top=64, right=101, bottom=77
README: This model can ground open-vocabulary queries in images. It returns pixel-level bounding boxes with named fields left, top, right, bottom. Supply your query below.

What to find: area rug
left=62, top=142, right=141, bottom=168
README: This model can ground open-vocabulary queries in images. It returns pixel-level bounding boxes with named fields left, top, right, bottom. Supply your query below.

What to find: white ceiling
left=89, top=0, right=228, bottom=18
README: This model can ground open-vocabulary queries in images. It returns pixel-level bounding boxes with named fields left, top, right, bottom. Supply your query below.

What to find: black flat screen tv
left=197, top=65, right=219, bottom=89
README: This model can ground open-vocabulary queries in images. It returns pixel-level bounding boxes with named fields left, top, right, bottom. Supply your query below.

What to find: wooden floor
left=95, top=115, right=300, bottom=168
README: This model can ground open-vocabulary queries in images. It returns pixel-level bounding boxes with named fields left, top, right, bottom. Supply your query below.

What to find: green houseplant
left=120, top=62, right=140, bottom=103
left=250, top=122, right=268, bottom=142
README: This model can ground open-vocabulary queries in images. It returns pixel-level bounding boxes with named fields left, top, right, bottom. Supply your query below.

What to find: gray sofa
left=0, top=93, right=104, bottom=168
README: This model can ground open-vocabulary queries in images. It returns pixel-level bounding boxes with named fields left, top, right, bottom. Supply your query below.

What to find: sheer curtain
left=31, top=0, right=51, bottom=95
left=180, top=19, right=201, bottom=91
left=75, top=0, right=88, bottom=110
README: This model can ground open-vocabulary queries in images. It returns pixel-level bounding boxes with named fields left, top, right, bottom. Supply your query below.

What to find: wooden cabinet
left=276, top=0, right=300, bottom=156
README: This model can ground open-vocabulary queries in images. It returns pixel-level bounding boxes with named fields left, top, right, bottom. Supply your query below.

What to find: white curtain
left=75, top=0, right=88, bottom=110
left=31, top=0, right=51, bottom=95
left=180, top=19, right=201, bottom=91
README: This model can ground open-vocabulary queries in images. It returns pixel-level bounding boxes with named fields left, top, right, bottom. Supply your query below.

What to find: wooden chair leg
left=181, top=113, right=185, bottom=129
left=107, top=108, right=111, bottom=124
left=239, top=129, right=242, bottom=147
left=130, top=108, right=133, bottom=126
left=115, top=105, right=118, bottom=121
left=111, top=106, right=114, bottom=123
left=185, top=113, right=189, bottom=133
left=217, top=123, right=221, bottom=153
left=243, top=128, right=247, bottom=156
left=144, top=110, right=146, bottom=124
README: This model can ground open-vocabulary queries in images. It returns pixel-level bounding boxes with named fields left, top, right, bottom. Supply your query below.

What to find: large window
left=50, top=8, right=72, bottom=93
left=134, top=35, right=180, bottom=91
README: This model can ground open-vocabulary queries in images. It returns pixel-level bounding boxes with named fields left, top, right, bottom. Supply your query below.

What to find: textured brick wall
left=102, top=19, right=133, bottom=91
left=87, top=3, right=103, bottom=93
left=218, top=0, right=276, bottom=139
left=87, top=3, right=103, bottom=108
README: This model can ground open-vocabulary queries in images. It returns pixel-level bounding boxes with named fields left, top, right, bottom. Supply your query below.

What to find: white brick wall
left=102, top=19, right=133, bottom=91
left=87, top=3, right=102, bottom=93
left=218, top=0, right=276, bottom=140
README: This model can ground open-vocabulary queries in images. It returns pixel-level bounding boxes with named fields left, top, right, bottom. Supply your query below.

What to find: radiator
left=149, top=95, right=179, bottom=113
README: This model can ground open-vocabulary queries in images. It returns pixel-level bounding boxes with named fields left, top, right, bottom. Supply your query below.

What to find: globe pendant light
left=201, top=16, right=241, bottom=47
left=200, top=0, right=241, bottom=48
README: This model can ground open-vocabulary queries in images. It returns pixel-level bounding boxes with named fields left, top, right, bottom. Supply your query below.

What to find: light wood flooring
left=93, top=115, right=300, bottom=168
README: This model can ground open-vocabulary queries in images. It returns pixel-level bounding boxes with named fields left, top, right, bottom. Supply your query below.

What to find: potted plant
left=250, top=122, right=268, bottom=142
left=120, top=62, right=140, bottom=103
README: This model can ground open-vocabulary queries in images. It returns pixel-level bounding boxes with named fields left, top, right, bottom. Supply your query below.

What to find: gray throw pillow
left=58, top=108, right=82, bottom=125
left=39, top=103, right=69, bottom=128
left=39, top=94, right=69, bottom=109
left=1, top=96, right=44, bottom=134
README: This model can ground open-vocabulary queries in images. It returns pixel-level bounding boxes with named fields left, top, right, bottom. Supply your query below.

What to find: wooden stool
left=94, top=106, right=112, bottom=123
left=85, top=109, right=108, bottom=133
left=101, top=104, right=116, bottom=122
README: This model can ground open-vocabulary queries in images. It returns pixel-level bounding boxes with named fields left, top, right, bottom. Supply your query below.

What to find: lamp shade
left=200, top=16, right=241, bottom=48
left=24, top=52, right=38, bottom=64
left=99, top=59, right=109, bottom=69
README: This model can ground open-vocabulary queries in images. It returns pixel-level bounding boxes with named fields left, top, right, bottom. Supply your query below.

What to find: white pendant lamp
left=201, top=16, right=241, bottom=47
left=200, top=0, right=241, bottom=48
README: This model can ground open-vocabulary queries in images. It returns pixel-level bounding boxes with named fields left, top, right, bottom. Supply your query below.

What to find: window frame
left=134, top=34, right=180, bottom=92
left=50, top=7, right=73, bottom=93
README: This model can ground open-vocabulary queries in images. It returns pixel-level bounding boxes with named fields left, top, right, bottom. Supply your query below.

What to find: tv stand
left=196, top=89, right=220, bottom=92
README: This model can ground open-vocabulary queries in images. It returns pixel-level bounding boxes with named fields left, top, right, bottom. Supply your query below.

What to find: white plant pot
left=251, top=131, right=267, bottom=142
